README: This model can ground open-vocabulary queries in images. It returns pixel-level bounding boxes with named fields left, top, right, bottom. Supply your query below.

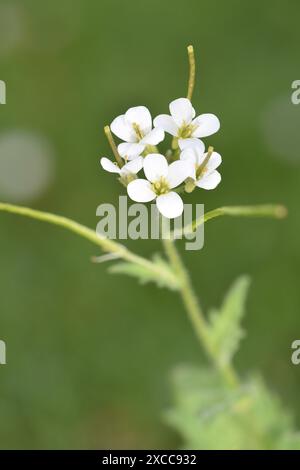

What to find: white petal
left=127, top=179, right=156, bottom=202
left=153, top=114, right=178, bottom=136
left=206, top=151, right=222, bottom=171
left=121, top=157, right=143, bottom=175
left=178, top=138, right=205, bottom=153
left=181, top=145, right=204, bottom=166
left=125, top=106, right=152, bottom=135
left=167, top=160, right=191, bottom=188
left=169, top=98, right=195, bottom=127
left=196, top=170, right=221, bottom=190
left=192, top=113, right=220, bottom=138
left=179, top=148, right=198, bottom=179
left=180, top=147, right=198, bottom=163
left=140, top=128, right=165, bottom=145
left=118, top=142, right=145, bottom=159
left=100, top=157, right=121, bottom=174
left=110, top=115, right=136, bottom=142
left=156, top=192, right=184, bottom=219
left=195, top=150, right=222, bottom=170
left=143, top=153, right=168, bottom=182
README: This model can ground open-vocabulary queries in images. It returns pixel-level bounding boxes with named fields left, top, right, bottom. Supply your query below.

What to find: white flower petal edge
left=118, top=142, right=145, bottom=160
left=143, top=154, right=168, bottom=182
left=196, top=170, right=221, bottom=190
left=111, top=105, right=164, bottom=159
left=127, top=179, right=156, bottom=202
left=192, top=113, right=220, bottom=138
left=140, top=128, right=165, bottom=145
left=121, top=157, right=144, bottom=175
left=204, top=151, right=222, bottom=172
left=180, top=147, right=200, bottom=178
left=178, top=137, right=205, bottom=151
left=180, top=146, right=198, bottom=163
left=167, top=160, right=191, bottom=188
left=100, top=156, right=143, bottom=176
left=100, top=157, right=121, bottom=174
left=153, top=115, right=178, bottom=136
left=169, top=98, right=195, bottom=127
left=195, top=151, right=222, bottom=172
left=154, top=97, right=220, bottom=146
left=125, top=106, right=152, bottom=135
left=156, top=192, right=184, bottom=219
left=180, top=146, right=222, bottom=190
left=111, top=115, right=136, bottom=143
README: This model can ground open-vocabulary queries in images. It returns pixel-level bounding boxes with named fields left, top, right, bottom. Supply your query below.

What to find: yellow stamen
left=151, top=177, right=170, bottom=195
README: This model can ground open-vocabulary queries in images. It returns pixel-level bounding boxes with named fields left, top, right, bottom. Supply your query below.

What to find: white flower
left=154, top=97, right=220, bottom=149
left=100, top=156, right=143, bottom=176
left=180, top=144, right=222, bottom=190
left=110, top=106, right=165, bottom=159
left=127, top=153, right=190, bottom=219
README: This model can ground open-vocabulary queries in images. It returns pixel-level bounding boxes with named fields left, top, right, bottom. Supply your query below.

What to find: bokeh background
left=0, top=0, right=299, bottom=449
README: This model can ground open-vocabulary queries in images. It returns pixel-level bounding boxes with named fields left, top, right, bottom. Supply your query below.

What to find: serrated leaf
left=108, top=254, right=180, bottom=290
left=208, top=275, right=251, bottom=366
left=165, top=365, right=300, bottom=450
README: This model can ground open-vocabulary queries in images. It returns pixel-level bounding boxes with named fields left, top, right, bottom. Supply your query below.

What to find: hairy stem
left=0, top=202, right=179, bottom=288
left=162, top=237, right=239, bottom=388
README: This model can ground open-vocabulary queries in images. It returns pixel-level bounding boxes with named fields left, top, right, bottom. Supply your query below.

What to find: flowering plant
left=0, top=46, right=297, bottom=450
left=100, top=49, right=221, bottom=219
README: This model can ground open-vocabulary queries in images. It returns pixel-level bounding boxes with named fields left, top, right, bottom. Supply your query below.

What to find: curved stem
left=202, top=204, right=287, bottom=224
left=162, top=237, right=239, bottom=388
left=172, top=204, right=287, bottom=238
left=0, top=202, right=179, bottom=288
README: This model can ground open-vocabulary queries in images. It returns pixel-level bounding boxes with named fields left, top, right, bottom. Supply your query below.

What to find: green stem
left=173, top=204, right=287, bottom=238
left=187, top=45, right=196, bottom=101
left=0, top=202, right=179, bottom=288
left=104, top=125, right=124, bottom=168
left=162, top=237, right=239, bottom=388
left=165, top=204, right=287, bottom=385
left=202, top=204, right=287, bottom=225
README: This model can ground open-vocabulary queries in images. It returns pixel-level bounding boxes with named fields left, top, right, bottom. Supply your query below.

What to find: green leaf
left=165, top=365, right=300, bottom=450
left=108, top=254, right=180, bottom=290
left=208, top=275, right=251, bottom=366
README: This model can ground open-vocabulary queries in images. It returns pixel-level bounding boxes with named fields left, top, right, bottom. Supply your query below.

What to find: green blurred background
left=0, top=0, right=299, bottom=449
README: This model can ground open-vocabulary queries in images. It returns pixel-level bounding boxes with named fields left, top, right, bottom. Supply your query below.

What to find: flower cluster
left=101, top=97, right=221, bottom=218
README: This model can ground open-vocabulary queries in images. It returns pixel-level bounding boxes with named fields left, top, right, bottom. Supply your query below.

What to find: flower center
left=132, top=122, right=144, bottom=141
left=177, top=122, right=197, bottom=139
left=151, top=177, right=170, bottom=195
left=119, top=172, right=137, bottom=187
